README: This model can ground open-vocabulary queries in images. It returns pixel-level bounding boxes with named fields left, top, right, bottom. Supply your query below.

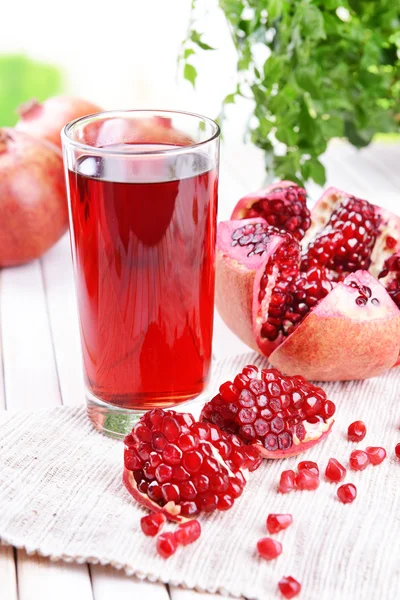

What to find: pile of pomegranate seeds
left=395, top=443, right=400, bottom=459
left=201, top=364, right=335, bottom=458
left=140, top=513, right=166, bottom=537
left=348, top=421, right=367, bottom=442
left=337, top=483, right=357, bottom=504
left=267, top=514, right=293, bottom=534
left=257, top=537, right=283, bottom=560
left=325, top=458, right=347, bottom=482
left=365, top=447, right=386, bottom=466
left=349, top=450, right=370, bottom=471
left=278, top=576, right=302, bottom=599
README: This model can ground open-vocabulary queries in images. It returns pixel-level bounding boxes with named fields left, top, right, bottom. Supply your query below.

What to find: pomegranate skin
left=268, top=271, right=400, bottom=381
left=15, top=96, right=102, bottom=148
left=232, top=180, right=298, bottom=219
left=0, top=129, right=68, bottom=267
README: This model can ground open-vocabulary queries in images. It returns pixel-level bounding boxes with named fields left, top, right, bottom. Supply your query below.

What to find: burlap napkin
left=0, top=352, right=399, bottom=600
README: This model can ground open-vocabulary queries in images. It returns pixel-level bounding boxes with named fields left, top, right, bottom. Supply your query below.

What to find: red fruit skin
left=278, top=576, right=302, bottom=599
left=325, top=458, right=346, bottom=482
left=156, top=532, right=178, bottom=558
left=16, top=96, right=102, bottom=148
left=0, top=129, right=68, bottom=266
left=269, top=271, right=400, bottom=380
left=349, top=450, right=370, bottom=471
left=295, top=468, right=319, bottom=490
left=175, top=520, right=201, bottom=545
left=348, top=421, right=367, bottom=442
left=266, top=514, right=293, bottom=534
left=365, top=447, right=386, bottom=466
left=140, top=513, right=166, bottom=536
left=257, top=537, right=282, bottom=560
left=337, top=483, right=357, bottom=504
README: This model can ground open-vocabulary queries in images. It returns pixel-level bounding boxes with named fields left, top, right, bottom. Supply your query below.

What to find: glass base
left=86, top=392, right=145, bottom=439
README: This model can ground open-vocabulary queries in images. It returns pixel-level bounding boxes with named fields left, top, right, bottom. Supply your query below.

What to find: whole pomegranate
left=0, top=129, right=68, bottom=266
left=216, top=183, right=400, bottom=381
left=15, top=96, right=102, bottom=148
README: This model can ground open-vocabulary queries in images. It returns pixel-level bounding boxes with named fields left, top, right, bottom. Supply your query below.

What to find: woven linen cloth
left=0, top=352, right=399, bottom=600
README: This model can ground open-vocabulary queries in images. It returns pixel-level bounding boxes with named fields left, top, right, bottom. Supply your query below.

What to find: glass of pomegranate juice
left=62, top=110, right=219, bottom=437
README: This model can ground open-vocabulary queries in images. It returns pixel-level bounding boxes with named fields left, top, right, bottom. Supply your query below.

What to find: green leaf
left=267, top=0, right=284, bottom=21
left=223, top=93, right=236, bottom=104
left=263, top=55, right=286, bottom=86
left=0, top=54, right=62, bottom=126
left=184, top=48, right=195, bottom=59
left=184, top=63, right=197, bottom=87
left=302, top=158, right=326, bottom=185
left=299, top=5, right=326, bottom=41
left=295, top=65, right=320, bottom=96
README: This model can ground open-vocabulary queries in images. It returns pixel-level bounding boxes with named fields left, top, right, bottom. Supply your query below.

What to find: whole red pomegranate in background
left=15, top=96, right=102, bottom=148
left=216, top=182, right=400, bottom=381
left=0, top=129, right=68, bottom=266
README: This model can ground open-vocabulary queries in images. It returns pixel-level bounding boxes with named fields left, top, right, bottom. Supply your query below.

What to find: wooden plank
left=170, top=588, right=240, bottom=600
left=0, top=260, right=61, bottom=410
left=0, top=546, right=18, bottom=600
left=16, top=551, right=93, bottom=600
left=40, top=235, right=85, bottom=407
left=90, top=565, right=170, bottom=600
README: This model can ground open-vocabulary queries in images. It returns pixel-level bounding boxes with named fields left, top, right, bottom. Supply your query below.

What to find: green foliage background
left=183, top=0, right=400, bottom=185
left=0, top=55, right=62, bottom=126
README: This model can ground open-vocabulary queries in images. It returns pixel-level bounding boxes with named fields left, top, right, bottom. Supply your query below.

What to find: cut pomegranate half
left=216, top=183, right=400, bottom=381
left=200, top=364, right=334, bottom=459
left=123, top=408, right=260, bottom=522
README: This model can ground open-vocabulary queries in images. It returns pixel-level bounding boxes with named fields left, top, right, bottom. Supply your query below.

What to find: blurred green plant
left=182, top=0, right=400, bottom=186
left=0, top=54, right=62, bottom=126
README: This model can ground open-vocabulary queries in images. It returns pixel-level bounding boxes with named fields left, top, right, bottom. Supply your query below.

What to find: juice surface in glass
left=67, top=144, right=218, bottom=409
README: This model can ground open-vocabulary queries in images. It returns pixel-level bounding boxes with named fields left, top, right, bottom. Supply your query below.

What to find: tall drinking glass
left=62, top=110, right=219, bottom=438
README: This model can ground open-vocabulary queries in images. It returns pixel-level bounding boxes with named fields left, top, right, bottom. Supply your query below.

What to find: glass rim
left=61, top=108, right=220, bottom=156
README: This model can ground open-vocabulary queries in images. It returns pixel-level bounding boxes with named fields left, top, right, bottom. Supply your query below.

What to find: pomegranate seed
left=161, top=416, right=181, bottom=442
left=278, top=470, right=296, bottom=493
left=278, top=576, right=301, bottom=599
left=175, top=520, right=201, bottom=545
left=325, top=458, right=346, bottom=482
left=348, top=421, right=367, bottom=442
left=295, top=468, right=319, bottom=490
left=266, top=514, right=293, bottom=534
left=395, top=443, right=400, bottom=459
left=365, top=446, right=386, bottom=466
left=349, top=450, right=370, bottom=471
left=124, top=448, right=142, bottom=471
left=257, top=537, right=282, bottom=560
left=140, top=513, right=166, bottom=537
left=180, top=501, right=199, bottom=518
left=337, top=483, right=357, bottom=504
left=297, top=460, right=319, bottom=476
left=156, top=532, right=178, bottom=558
left=182, top=450, right=203, bottom=473
left=155, top=463, right=173, bottom=484
left=161, top=483, right=180, bottom=503
left=217, top=494, right=234, bottom=510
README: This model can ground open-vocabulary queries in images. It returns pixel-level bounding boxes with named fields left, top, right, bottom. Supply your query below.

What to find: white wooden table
left=1, top=138, right=399, bottom=600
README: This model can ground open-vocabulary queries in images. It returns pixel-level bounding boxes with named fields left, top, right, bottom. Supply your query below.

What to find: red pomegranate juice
left=68, top=145, right=218, bottom=409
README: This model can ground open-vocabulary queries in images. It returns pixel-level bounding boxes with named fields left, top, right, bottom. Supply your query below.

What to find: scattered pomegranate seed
left=365, top=446, right=386, bottom=466
left=278, top=576, right=302, bottom=599
left=278, top=470, right=296, bottom=493
left=297, top=460, right=319, bottom=476
left=325, top=458, right=346, bottom=482
left=140, top=513, right=166, bottom=537
left=395, top=443, right=400, bottom=459
left=266, top=514, right=293, bottom=534
left=349, top=449, right=370, bottom=471
left=156, top=532, right=178, bottom=558
left=337, top=483, right=357, bottom=504
left=295, top=468, right=319, bottom=490
left=257, top=537, right=282, bottom=560
left=174, top=520, right=201, bottom=546
left=348, top=420, right=367, bottom=442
